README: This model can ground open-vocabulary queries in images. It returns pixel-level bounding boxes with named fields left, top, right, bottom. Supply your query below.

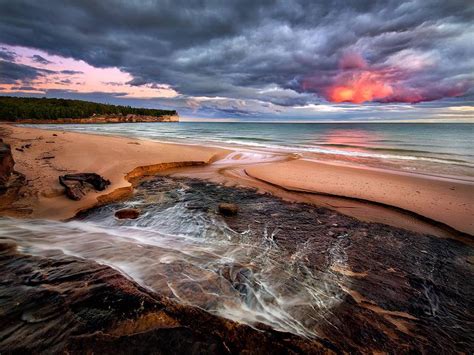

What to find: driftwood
left=59, top=173, right=110, bottom=200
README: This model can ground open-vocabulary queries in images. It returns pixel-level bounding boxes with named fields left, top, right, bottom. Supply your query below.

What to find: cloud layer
left=0, top=0, right=473, bottom=119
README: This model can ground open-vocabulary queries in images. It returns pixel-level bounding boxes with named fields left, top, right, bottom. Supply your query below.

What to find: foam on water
left=0, top=179, right=351, bottom=338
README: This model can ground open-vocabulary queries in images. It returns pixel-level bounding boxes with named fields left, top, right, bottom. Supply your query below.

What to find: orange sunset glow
left=327, top=53, right=395, bottom=104
left=328, top=72, right=394, bottom=103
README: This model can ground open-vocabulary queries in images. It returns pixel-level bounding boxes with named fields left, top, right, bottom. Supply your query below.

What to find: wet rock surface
left=1, top=176, right=473, bottom=353
left=0, top=241, right=330, bottom=354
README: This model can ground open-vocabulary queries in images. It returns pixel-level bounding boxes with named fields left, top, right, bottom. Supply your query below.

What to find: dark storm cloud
left=0, top=0, right=473, bottom=111
left=0, top=47, right=16, bottom=61
left=10, top=85, right=37, bottom=90
left=0, top=60, right=54, bottom=84
left=30, top=54, right=53, bottom=65
left=55, top=79, right=73, bottom=85
left=60, top=70, right=83, bottom=75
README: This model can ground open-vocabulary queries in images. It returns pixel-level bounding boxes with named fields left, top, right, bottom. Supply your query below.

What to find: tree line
left=0, top=96, right=177, bottom=121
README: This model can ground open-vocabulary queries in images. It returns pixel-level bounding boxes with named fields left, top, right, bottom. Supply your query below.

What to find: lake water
left=24, top=122, right=474, bottom=177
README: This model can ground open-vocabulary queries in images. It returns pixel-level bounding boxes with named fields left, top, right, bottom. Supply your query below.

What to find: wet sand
left=1, top=124, right=472, bottom=237
left=246, top=159, right=474, bottom=235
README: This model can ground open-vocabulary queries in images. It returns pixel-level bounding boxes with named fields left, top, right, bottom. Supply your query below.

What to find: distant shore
left=1, top=114, right=179, bottom=124
left=1, top=124, right=472, bottom=237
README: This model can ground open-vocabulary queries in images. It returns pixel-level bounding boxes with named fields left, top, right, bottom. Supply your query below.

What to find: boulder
left=59, top=173, right=111, bottom=200
left=218, top=203, right=239, bottom=216
left=115, top=208, right=140, bottom=219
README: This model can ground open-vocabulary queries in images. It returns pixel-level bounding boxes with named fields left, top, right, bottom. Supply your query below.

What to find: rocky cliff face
left=14, top=114, right=179, bottom=124
left=0, top=139, right=14, bottom=191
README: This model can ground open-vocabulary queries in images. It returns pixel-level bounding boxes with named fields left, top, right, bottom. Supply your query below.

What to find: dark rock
left=0, top=139, right=14, bottom=190
left=59, top=177, right=85, bottom=201
left=218, top=203, right=239, bottom=216
left=81, top=177, right=474, bottom=354
left=0, top=242, right=329, bottom=353
left=115, top=208, right=140, bottom=219
left=59, top=173, right=110, bottom=201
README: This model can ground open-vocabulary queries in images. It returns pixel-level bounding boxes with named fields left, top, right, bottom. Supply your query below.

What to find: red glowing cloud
left=303, top=52, right=469, bottom=104
left=328, top=53, right=393, bottom=103
left=328, top=72, right=394, bottom=103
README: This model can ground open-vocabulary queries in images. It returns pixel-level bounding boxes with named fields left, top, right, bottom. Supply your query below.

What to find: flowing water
left=2, top=177, right=473, bottom=351
left=0, top=178, right=351, bottom=338
left=25, top=122, right=474, bottom=177
left=4, top=122, right=473, bottom=349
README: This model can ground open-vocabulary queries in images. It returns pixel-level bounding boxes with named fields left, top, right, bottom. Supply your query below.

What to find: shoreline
left=15, top=121, right=474, bottom=181
left=246, top=159, right=474, bottom=236
left=1, top=124, right=472, bottom=238
left=0, top=114, right=179, bottom=124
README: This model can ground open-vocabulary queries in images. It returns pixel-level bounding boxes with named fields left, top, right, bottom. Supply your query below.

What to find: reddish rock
left=115, top=208, right=140, bottom=219
left=218, top=203, right=239, bottom=216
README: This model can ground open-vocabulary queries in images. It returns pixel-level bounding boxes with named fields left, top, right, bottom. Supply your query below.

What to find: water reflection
left=317, top=128, right=382, bottom=152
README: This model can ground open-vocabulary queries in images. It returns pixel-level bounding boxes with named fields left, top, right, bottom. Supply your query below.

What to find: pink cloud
left=303, top=52, right=469, bottom=104
left=0, top=45, right=178, bottom=99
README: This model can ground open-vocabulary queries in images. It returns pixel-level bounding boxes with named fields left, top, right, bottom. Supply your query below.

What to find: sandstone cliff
left=14, top=113, right=179, bottom=124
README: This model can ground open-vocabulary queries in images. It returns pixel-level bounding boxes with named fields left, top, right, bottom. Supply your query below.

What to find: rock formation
left=16, top=114, right=179, bottom=124
left=0, top=139, right=14, bottom=192
left=59, top=173, right=111, bottom=200
left=0, top=241, right=330, bottom=353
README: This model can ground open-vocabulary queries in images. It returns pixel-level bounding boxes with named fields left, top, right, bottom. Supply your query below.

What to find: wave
left=212, top=139, right=474, bottom=167
left=314, top=143, right=474, bottom=159
left=25, top=123, right=474, bottom=170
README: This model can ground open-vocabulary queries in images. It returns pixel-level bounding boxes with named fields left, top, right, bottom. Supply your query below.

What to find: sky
left=0, top=0, right=473, bottom=122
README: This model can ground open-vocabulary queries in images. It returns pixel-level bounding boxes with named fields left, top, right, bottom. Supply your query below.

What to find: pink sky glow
left=0, top=45, right=178, bottom=99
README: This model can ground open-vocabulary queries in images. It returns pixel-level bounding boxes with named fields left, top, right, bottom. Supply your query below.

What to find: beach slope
left=246, top=159, right=474, bottom=235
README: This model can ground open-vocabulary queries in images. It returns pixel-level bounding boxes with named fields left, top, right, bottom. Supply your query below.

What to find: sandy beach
left=1, top=124, right=473, bottom=237
left=247, top=159, right=474, bottom=235
left=0, top=124, right=228, bottom=220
